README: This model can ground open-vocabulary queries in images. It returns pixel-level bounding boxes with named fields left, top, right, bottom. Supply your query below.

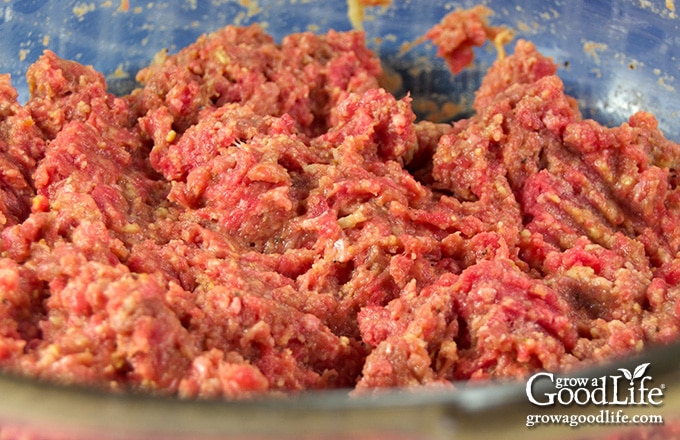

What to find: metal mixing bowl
left=1, top=1, right=679, bottom=438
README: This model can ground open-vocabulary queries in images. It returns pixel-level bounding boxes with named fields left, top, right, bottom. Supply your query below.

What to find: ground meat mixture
left=0, top=7, right=679, bottom=398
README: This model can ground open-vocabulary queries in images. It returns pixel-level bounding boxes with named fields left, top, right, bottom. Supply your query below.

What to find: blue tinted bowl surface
left=1, top=0, right=679, bottom=137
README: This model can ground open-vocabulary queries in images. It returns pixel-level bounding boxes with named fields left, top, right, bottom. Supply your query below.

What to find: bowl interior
left=1, top=1, right=678, bottom=138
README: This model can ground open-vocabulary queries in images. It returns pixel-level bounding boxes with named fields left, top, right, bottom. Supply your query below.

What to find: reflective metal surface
left=1, top=341, right=679, bottom=439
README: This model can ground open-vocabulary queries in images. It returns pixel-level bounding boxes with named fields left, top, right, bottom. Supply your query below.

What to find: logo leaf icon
left=633, top=363, right=650, bottom=380
left=618, top=368, right=633, bottom=381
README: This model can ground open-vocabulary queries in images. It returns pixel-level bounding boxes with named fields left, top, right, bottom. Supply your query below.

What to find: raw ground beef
left=0, top=7, right=679, bottom=398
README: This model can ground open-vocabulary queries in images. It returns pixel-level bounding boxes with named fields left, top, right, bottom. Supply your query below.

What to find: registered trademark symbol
left=661, top=384, right=666, bottom=389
